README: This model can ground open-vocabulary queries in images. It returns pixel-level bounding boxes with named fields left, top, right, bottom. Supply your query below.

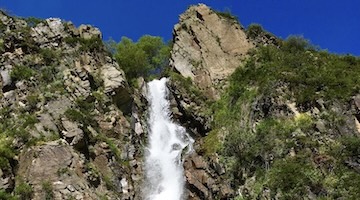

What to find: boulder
left=61, top=118, right=84, bottom=146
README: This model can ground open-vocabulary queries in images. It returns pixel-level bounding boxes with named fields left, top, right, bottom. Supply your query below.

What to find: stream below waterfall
left=144, top=77, right=194, bottom=200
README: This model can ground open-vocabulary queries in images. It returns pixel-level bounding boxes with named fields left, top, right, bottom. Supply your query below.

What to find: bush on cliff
left=113, top=35, right=171, bottom=82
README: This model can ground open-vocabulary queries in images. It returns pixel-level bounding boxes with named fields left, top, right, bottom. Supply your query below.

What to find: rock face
left=170, top=4, right=254, bottom=99
left=0, top=10, right=145, bottom=199
left=18, top=140, right=100, bottom=200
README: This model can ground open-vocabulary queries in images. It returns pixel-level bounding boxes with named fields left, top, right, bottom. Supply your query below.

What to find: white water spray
left=144, top=77, right=193, bottom=200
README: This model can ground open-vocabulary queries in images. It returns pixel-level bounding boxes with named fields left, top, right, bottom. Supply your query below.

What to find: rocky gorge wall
left=0, top=10, right=148, bottom=199
left=1, top=3, right=360, bottom=200
left=170, top=4, right=254, bottom=99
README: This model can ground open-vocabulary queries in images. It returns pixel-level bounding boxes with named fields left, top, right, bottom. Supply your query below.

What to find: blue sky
left=1, top=0, right=359, bottom=55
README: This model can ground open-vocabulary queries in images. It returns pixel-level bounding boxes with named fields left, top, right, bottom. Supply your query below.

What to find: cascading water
left=144, top=77, right=194, bottom=200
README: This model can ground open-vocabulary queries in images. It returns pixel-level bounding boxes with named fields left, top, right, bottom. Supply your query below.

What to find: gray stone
left=101, top=63, right=126, bottom=94
left=61, top=118, right=84, bottom=145
left=134, top=122, right=143, bottom=135
left=170, top=4, right=254, bottom=99
left=45, top=97, right=72, bottom=120
left=78, top=25, right=101, bottom=39
left=0, top=70, right=11, bottom=87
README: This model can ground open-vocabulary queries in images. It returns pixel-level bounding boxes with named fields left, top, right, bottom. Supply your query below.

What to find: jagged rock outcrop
left=170, top=4, right=254, bottom=99
left=0, top=10, right=145, bottom=199
left=17, top=140, right=107, bottom=199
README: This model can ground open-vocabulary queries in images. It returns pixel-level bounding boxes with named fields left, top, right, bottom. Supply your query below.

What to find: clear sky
left=1, top=0, right=359, bottom=55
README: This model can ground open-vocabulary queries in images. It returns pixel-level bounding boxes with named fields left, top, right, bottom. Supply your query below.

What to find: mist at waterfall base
left=144, top=78, right=194, bottom=200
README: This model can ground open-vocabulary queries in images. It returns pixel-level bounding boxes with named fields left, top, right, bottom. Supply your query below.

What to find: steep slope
left=168, top=4, right=360, bottom=200
left=170, top=4, right=254, bottom=99
left=1, top=3, right=360, bottom=200
left=0, top=11, right=146, bottom=199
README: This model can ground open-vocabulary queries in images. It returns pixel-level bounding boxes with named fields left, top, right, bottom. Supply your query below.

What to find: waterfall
left=144, top=77, right=194, bottom=200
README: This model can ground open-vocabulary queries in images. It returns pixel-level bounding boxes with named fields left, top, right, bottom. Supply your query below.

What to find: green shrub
left=0, top=190, right=16, bottom=200
left=40, top=65, right=57, bottom=83
left=0, top=38, right=4, bottom=53
left=214, top=8, right=239, bottom=24
left=267, top=156, right=322, bottom=198
left=339, top=136, right=360, bottom=158
left=39, top=48, right=58, bottom=65
left=63, top=37, right=79, bottom=46
left=0, top=136, right=15, bottom=170
left=26, top=94, right=39, bottom=110
left=229, top=39, right=360, bottom=106
left=15, top=181, right=33, bottom=200
left=24, top=17, right=44, bottom=27
left=64, top=36, right=104, bottom=52
left=246, top=24, right=264, bottom=39
left=64, top=109, right=83, bottom=122
left=0, top=20, right=6, bottom=32
left=10, top=65, right=34, bottom=81
left=42, top=181, right=54, bottom=200
left=79, top=37, right=103, bottom=52
left=202, top=130, right=222, bottom=156
left=114, top=35, right=170, bottom=81
left=103, top=136, right=121, bottom=161
left=281, top=35, right=314, bottom=53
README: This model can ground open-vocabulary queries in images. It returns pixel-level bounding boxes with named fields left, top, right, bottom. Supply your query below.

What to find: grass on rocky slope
left=204, top=35, right=360, bottom=199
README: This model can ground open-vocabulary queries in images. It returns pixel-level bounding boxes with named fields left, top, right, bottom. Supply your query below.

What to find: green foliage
left=64, top=36, right=103, bottom=52
left=64, top=109, right=83, bottom=121
left=26, top=94, right=39, bottom=110
left=79, top=37, right=103, bottom=52
left=24, top=17, right=44, bottom=27
left=10, top=65, right=35, bottom=81
left=15, top=181, right=33, bottom=200
left=202, top=131, right=221, bottom=156
left=0, top=38, right=4, bottom=53
left=41, top=181, right=54, bottom=200
left=114, top=35, right=171, bottom=81
left=12, top=26, right=39, bottom=53
left=40, top=65, right=57, bottom=83
left=0, top=135, right=15, bottom=170
left=229, top=37, right=360, bottom=106
left=0, top=190, right=16, bottom=200
left=214, top=8, right=239, bottom=24
left=213, top=31, right=360, bottom=198
left=339, top=136, right=360, bottom=158
left=57, top=167, right=70, bottom=176
left=39, top=48, right=59, bottom=65
left=246, top=24, right=264, bottom=39
left=0, top=20, right=6, bottom=33
left=103, top=175, right=115, bottom=191
left=267, top=155, right=322, bottom=199
left=64, top=98, right=96, bottom=127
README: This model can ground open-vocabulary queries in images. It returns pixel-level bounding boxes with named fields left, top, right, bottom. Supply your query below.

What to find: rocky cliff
left=1, top=3, right=360, bottom=200
left=0, top=10, right=147, bottom=199
left=170, top=4, right=254, bottom=99
left=168, top=4, right=360, bottom=200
